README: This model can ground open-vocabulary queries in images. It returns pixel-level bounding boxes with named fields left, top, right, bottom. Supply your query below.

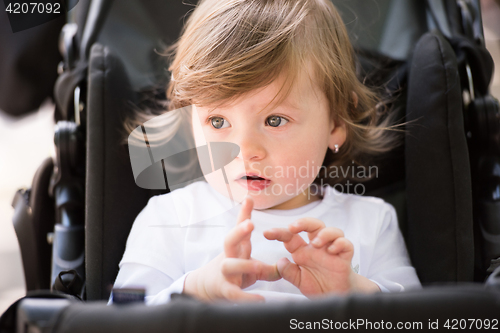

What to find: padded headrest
left=405, top=31, right=474, bottom=284
left=85, top=44, right=166, bottom=300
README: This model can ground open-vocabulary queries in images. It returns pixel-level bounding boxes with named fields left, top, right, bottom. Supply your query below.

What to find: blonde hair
left=129, top=0, right=398, bottom=185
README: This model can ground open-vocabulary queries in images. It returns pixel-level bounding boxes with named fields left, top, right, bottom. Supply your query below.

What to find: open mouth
left=236, top=173, right=271, bottom=191
left=242, top=175, right=266, bottom=180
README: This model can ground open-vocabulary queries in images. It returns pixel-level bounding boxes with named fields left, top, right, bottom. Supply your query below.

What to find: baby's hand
left=264, top=218, right=379, bottom=298
left=184, top=197, right=280, bottom=302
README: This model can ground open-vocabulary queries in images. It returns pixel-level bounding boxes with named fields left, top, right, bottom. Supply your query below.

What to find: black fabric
left=0, top=290, right=78, bottom=333
left=353, top=49, right=408, bottom=196
left=53, top=270, right=84, bottom=299
left=444, top=0, right=463, bottom=37
left=28, top=157, right=56, bottom=290
left=449, top=35, right=495, bottom=97
left=74, top=0, right=90, bottom=45
left=12, top=157, right=55, bottom=291
left=406, top=31, right=474, bottom=284
left=52, top=286, right=500, bottom=333
left=54, top=0, right=117, bottom=122
left=80, top=0, right=116, bottom=60
left=11, top=190, right=37, bottom=290
left=85, top=44, right=165, bottom=301
left=53, top=60, right=88, bottom=121
left=94, top=0, right=194, bottom=93
left=0, top=9, right=65, bottom=116
left=347, top=50, right=409, bottom=237
left=83, top=0, right=193, bottom=300
left=75, top=0, right=92, bottom=49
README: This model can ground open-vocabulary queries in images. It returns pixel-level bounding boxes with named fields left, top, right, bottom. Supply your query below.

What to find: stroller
left=2, top=0, right=500, bottom=331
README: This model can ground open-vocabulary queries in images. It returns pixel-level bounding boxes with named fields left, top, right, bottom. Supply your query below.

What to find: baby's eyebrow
left=254, top=97, right=302, bottom=112
left=276, top=100, right=303, bottom=112
left=202, top=99, right=303, bottom=114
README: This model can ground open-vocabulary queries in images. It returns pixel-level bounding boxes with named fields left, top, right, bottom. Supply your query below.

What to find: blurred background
left=0, top=0, right=499, bottom=313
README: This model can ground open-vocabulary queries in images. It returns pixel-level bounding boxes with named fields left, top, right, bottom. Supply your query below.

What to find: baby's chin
left=249, top=196, right=284, bottom=210
left=244, top=192, right=301, bottom=210
left=207, top=184, right=293, bottom=210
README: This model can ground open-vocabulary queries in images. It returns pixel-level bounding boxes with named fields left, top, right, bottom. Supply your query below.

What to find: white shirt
left=111, top=181, right=421, bottom=304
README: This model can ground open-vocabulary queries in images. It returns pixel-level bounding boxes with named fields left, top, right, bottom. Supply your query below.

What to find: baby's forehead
left=191, top=56, right=328, bottom=115
left=206, top=67, right=323, bottom=113
left=263, top=74, right=325, bottom=112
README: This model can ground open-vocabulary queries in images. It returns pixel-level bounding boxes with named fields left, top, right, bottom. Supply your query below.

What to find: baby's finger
left=263, top=228, right=293, bottom=242
left=264, top=228, right=306, bottom=253
left=224, top=220, right=253, bottom=258
left=221, top=258, right=259, bottom=276
left=327, top=237, right=354, bottom=260
left=276, top=257, right=301, bottom=289
left=254, top=260, right=281, bottom=282
left=221, top=258, right=281, bottom=282
left=220, top=282, right=265, bottom=303
left=311, top=227, right=344, bottom=248
left=236, top=196, right=254, bottom=224
left=289, top=218, right=326, bottom=241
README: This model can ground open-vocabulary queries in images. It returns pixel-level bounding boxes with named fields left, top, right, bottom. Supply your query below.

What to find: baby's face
left=192, top=68, right=346, bottom=210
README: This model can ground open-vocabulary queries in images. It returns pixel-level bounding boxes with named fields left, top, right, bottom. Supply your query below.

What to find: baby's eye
left=210, top=116, right=230, bottom=129
left=266, top=115, right=288, bottom=127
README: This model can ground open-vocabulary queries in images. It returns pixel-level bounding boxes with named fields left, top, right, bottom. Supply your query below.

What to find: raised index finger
left=237, top=196, right=253, bottom=224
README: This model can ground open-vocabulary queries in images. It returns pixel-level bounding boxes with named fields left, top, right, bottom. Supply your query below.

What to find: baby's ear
left=329, top=118, right=347, bottom=151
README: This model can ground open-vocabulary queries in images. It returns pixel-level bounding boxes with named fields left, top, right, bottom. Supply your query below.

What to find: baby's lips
left=235, top=171, right=270, bottom=180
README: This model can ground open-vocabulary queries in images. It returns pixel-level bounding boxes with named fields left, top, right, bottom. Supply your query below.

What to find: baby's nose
left=237, top=137, right=267, bottom=161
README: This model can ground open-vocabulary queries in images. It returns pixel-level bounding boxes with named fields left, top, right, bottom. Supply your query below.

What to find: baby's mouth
left=235, top=173, right=271, bottom=191
left=242, top=175, right=266, bottom=180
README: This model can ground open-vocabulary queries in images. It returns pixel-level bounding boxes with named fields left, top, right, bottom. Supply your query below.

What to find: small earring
left=333, top=144, right=339, bottom=153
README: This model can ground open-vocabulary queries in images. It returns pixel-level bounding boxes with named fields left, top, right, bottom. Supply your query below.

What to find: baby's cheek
left=287, top=155, right=324, bottom=183
left=204, top=169, right=247, bottom=204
